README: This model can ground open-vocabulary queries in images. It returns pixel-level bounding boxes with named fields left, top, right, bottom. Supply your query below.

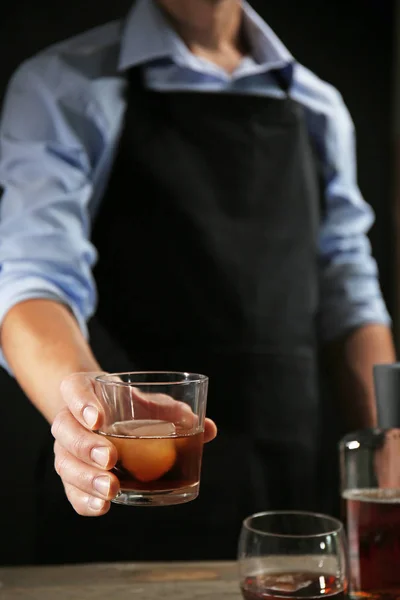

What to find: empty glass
left=238, top=511, right=348, bottom=600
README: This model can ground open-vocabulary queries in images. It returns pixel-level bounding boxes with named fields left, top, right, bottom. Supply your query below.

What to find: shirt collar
left=118, top=0, right=294, bottom=73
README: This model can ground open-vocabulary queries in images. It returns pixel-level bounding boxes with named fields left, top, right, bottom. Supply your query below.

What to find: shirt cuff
left=318, top=296, right=392, bottom=342
left=0, top=276, right=89, bottom=374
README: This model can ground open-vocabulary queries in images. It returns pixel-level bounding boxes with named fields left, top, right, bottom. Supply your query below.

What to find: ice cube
left=262, top=573, right=313, bottom=593
left=111, top=419, right=176, bottom=437
left=133, top=420, right=176, bottom=437
left=109, top=420, right=139, bottom=436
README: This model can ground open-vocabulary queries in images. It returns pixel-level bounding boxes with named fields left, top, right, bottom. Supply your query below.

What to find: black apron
left=34, top=67, right=322, bottom=564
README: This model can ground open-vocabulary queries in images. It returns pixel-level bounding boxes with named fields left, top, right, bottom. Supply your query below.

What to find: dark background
left=0, top=0, right=396, bottom=565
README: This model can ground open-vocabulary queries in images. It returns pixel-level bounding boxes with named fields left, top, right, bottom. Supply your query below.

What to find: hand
left=374, top=429, right=400, bottom=488
left=51, top=372, right=217, bottom=516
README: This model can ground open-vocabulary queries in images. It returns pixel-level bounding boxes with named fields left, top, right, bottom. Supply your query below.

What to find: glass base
left=349, top=593, right=399, bottom=600
left=112, top=483, right=199, bottom=506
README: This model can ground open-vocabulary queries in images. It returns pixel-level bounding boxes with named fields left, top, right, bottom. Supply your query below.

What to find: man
left=0, top=0, right=395, bottom=564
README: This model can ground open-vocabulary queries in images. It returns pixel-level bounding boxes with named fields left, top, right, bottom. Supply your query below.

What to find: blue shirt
left=0, top=0, right=391, bottom=370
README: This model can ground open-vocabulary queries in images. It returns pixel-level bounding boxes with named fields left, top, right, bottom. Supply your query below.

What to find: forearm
left=0, top=299, right=100, bottom=424
left=324, top=323, right=396, bottom=430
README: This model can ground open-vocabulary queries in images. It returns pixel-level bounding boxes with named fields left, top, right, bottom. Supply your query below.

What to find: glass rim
left=242, top=510, right=344, bottom=539
left=95, top=371, right=209, bottom=387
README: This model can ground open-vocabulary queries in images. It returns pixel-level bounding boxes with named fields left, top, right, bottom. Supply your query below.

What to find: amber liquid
left=241, top=572, right=345, bottom=600
left=344, top=488, right=400, bottom=600
left=99, top=422, right=204, bottom=492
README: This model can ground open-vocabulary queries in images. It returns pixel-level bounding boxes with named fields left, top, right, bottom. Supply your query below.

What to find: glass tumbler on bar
left=238, top=511, right=348, bottom=600
left=94, top=371, right=208, bottom=506
left=340, top=428, right=400, bottom=600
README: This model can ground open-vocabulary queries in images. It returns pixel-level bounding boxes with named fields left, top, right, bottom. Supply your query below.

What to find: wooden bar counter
left=0, top=561, right=241, bottom=599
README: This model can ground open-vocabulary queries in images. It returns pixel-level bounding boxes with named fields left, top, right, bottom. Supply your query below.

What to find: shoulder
left=292, top=63, right=354, bottom=150
left=9, top=20, right=123, bottom=94
left=0, top=20, right=126, bottom=166
left=293, top=63, right=350, bottom=122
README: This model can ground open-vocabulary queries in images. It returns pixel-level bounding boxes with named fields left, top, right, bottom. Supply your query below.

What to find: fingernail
left=94, top=476, right=111, bottom=497
left=88, top=496, right=105, bottom=511
left=91, top=446, right=110, bottom=467
left=83, top=406, right=98, bottom=428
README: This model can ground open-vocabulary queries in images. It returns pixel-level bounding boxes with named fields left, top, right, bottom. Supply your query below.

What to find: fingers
left=103, top=385, right=217, bottom=440
left=131, top=389, right=196, bottom=427
left=135, top=391, right=217, bottom=441
left=54, top=441, right=119, bottom=501
left=59, top=373, right=217, bottom=445
left=204, top=418, right=217, bottom=443
left=51, top=407, right=118, bottom=469
left=63, top=482, right=111, bottom=517
left=52, top=407, right=120, bottom=515
left=60, top=372, right=106, bottom=431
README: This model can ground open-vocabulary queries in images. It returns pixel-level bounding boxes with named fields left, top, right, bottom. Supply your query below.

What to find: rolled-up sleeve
left=318, top=90, right=391, bottom=341
left=0, top=61, right=99, bottom=371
